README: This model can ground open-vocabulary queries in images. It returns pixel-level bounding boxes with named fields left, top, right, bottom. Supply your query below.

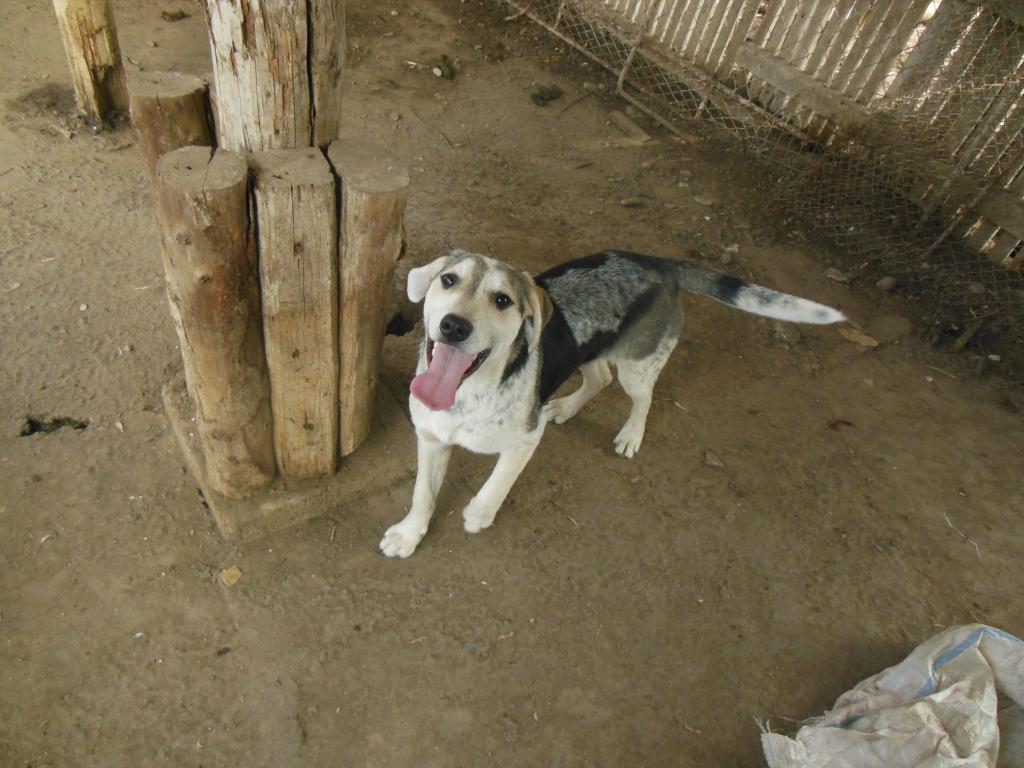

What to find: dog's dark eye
left=494, top=292, right=513, bottom=310
left=440, top=273, right=458, bottom=289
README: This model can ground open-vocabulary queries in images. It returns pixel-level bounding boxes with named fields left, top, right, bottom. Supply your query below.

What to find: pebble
left=704, top=450, right=725, bottom=468
left=79, top=303, right=87, bottom=311
left=772, top=320, right=802, bottom=344
left=988, top=354, right=1001, bottom=362
left=620, top=197, right=644, bottom=207
left=839, top=327, right=880, bottom=348
left=692, top=194, right=714, bottom=207
left=719, top=252, right=733, bottom=266
left=219, top=565, right=242, bottom=588
left=824, top=267, right=849, bottom=283
left=875, top=276, right=898, bottom=292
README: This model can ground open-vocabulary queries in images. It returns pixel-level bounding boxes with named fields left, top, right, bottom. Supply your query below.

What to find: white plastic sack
left=762, top=625, right=1024, bottom=768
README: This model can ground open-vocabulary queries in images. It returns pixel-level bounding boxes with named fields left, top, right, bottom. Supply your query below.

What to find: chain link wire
left=505, top=0, right=1024, bottom=349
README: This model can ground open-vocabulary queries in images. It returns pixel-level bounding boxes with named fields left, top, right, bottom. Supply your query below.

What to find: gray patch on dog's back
left=545, top=254, right=662, bottom=346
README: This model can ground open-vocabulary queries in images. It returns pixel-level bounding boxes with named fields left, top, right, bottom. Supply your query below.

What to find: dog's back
left=535, top=250, right=843, bottom=402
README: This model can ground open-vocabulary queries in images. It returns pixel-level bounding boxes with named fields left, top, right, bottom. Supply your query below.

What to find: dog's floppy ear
left=522, top=272, right=554, bottom=353
left=407, top=256, right=450, bottom=303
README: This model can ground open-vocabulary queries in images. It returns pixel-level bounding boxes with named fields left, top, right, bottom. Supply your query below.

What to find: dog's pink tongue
left=411, top=342, right=476, bottom=410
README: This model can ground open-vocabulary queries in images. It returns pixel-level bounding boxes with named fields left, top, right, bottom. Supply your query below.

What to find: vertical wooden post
left=127, top=72, right=213, bottom=182
left=52, top=0, right=128, bottom=123
left=204, top=0, right=344, bottom=152
left=154, top=147, right=276, bottom=498
left=327, top=139, right=410, bottom=456
left=250, top=149, right=339, bottom=478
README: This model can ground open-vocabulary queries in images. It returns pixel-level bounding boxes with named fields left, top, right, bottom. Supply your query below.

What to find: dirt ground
left=2, top=1, right=1023, bottom=766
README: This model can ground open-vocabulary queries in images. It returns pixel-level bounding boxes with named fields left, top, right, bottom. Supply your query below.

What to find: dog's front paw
left=463, top=499, right=499, bottom=534
left=542, top=396, right=578, bottom=425
left=613, top=423, right=645, bottom=459
left=379, top=522, right=425, bottom=558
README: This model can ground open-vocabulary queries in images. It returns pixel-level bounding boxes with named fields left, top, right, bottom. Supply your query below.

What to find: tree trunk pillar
left=204, top=0, right=344, bottom=151
left=154, top=146, right=276, bottom=498
left=127, top=72, right=213, bottom=182
left=250, top=148, right=340, bottom=478
left=52, top=0, right=128, bottom=123
left=327, top=139, right=410, bottom=456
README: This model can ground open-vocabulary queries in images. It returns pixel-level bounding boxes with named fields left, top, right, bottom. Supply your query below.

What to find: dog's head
left=407, top=250, right=553, bottom=410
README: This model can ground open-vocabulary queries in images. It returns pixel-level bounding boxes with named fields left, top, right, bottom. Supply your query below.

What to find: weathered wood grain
left=52, top=0, right=128, bottom=122
left=127, top=71, right=212, bottom=182
left=250, top=148, right=339, bottom=478
left=154, top=147, right=275, bottom=498
left=204, top=0, right=344, bottom=151
left=328, top=139, right=410, bottom=456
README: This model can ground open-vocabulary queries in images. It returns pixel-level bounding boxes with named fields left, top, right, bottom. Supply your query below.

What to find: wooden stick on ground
left=154, top=146, right=275, bottom=498
left=250, top=148, right=340, bottom=478
left=52, top=0, right=128, bottom=123
left=327, top=139, right=410, bottom=457
left=127, top=72, right=213, bottom=182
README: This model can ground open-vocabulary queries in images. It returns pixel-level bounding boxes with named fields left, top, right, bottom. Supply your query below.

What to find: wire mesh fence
left=504, top=0, right=1024, bottom=353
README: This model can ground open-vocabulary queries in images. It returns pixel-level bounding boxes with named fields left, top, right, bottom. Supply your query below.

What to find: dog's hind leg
left=380, top=433, right=452, bottom=558
left=463, top=439, right=541, bottom=533
left=612, top=336, right=677, bottom=459
left=542, top=360, right=612, bottom=425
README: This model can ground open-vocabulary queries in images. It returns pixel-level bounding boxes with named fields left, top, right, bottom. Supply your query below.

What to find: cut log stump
left=52, top=0, right=128, bottom=123
left=327, top=139, right=410, bottom=456
left=154, top=146, right=275, bottom=498
left=250, top=148, right=339, bottom=478
left=127, top=72, right=213, bottom=182
left=204, top=0, right=345, bottom=151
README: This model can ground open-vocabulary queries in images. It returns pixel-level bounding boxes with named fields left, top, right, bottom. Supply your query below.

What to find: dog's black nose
left=439, top=314, right=473, bottom=344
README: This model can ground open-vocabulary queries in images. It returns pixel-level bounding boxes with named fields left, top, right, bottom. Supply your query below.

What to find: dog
left=380, top=249, right=845, bottom=558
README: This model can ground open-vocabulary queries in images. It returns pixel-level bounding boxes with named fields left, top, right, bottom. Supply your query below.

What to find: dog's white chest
left=410, top=384, right=541, bottom=454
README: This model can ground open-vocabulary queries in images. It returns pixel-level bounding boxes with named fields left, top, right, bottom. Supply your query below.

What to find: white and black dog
left=380, top=249, right=845, bottom=558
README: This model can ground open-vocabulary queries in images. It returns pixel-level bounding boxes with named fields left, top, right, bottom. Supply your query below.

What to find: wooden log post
left=204, top=0, right=345, bottom=152
left=154, top=146, right=276, bottom=498
left=327, top=139, right=410, bottom=456
left=127, top=72, right=213, bottom=182
left=52, top=0, right=128, bottom=123
left=250, top=149, right=339, bottom=478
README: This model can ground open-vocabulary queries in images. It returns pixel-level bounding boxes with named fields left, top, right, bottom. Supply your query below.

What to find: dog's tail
left=670, top=260, right=846, bottom=325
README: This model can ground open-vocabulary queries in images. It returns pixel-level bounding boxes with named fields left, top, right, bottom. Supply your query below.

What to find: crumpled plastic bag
left=762, top=625, right=1024, bottom=768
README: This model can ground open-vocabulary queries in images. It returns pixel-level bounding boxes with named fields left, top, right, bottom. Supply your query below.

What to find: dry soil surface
left=2, top=1, right=1023, bottom=767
